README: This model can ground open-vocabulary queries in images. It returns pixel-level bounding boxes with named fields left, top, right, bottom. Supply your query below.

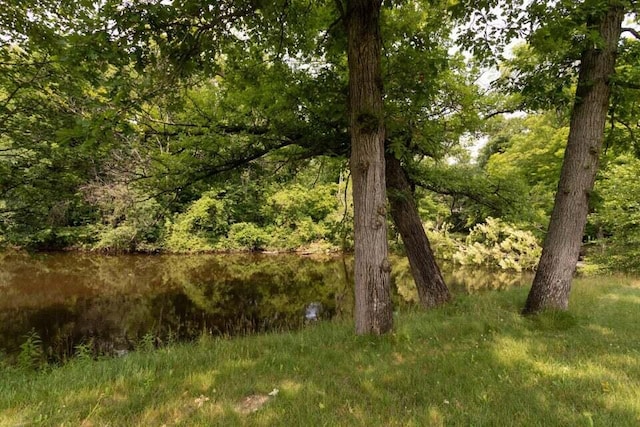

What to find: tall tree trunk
left=386, top=154, right=451, bottom=308
left=346, top=0, right=393, bottom=334
left=523, top=4, right=624, bottom=314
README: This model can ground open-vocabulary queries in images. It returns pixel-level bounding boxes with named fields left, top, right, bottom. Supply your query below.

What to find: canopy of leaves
left=1, top=0, right=638, bottom=271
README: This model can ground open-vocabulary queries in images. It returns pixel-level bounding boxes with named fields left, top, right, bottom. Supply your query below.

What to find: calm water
left=0, top=251, right=532, bottom=362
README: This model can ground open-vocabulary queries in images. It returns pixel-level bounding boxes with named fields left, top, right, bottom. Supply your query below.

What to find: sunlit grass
left=1, top=276, right=639, bottom=425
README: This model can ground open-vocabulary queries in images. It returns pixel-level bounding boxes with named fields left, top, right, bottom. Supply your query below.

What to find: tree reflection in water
left=0, top=251, right=530, bottom=362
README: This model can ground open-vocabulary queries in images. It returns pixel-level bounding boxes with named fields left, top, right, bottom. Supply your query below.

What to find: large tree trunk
left=347, top=0, right=393, bottom=334
left=523, top=4, right=624, bottom=314
left=386, top=154, right=451, bottom=308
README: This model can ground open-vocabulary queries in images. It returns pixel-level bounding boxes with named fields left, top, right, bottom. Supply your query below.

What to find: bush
left=453, top=217, right=541, bottom=271
left=254, top=184, right=344, bottom=252
left=423, top=222, right=459, bottom=261
left=586, top=241, right=640, bottom=273
left=91, top=196, right=166, bottom=253
left=3, top=225, right=95, bottom=251
left=225, top=222, right=271, bottom=251
left=588, top=156, right=640, bottom=272
left=17, top=330, right=44, bottom=371
left=94, top=224, right=139, bottom=252
left=262, top=184, right=339, bottom=224
left=164, top=194, right=230, bottom=252
left=176, top=195, right=229, bottom=235
left=163, top=185, right=346, bottom=253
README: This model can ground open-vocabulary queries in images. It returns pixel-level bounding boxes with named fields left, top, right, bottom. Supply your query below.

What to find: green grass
left=1, top=276, right=640, bottom=426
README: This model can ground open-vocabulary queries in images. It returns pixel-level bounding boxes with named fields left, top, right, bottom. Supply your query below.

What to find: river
left=0, top=251, right=532, bottom=362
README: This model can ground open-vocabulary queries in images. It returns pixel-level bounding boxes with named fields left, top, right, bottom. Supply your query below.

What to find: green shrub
left=586, top=241, right=640, bottom=273
left=395, top=219, right=540, bottom=271
left=11, top=226, right=92, bottom=251
left=163, top=226, right=214, bottom=252
left=17, top=330, right=44, bottom=371
left=262, top=184, right=339, bottom=224
left=255, top=184, right=344, bottom=251
left=89, top=196, right=165, bottom=253
left=589, top=156, right=640, bottom=272
left=162, top=185, right=346, bottom=253
left=225, top=222, right=271, bottom=251
left=453, top=217, right=541, bottom=271
left=137, top=332, right=157, bottom=353
left=73, top=341, right=94, bottom=361
left=176, top=195, right=229, bottom=235
left=164, top=194, right=230, bottom=252
left=266, top=218, right=335, bottom=251
left=94, top=224, right=139, bottom=252
left=83, top=183, right=166, bottom=252
left=423, top=222, right=460, bottom=261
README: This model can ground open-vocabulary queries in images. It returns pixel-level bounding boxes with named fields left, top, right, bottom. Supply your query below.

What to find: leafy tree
left=1, top=0, right=517, bottom=332
left=338, top=0, right=393, bottom=334
left=104, top=0, right=468, bottom=331
left=483, top=113, right=568, bottom=231
left=456, top=0, right=638, bottom=312
left=589, top=155, right=640, bottom=271
left=0, top=0, right=159, bottom=248
left=524, top=1, right=631, bottom=314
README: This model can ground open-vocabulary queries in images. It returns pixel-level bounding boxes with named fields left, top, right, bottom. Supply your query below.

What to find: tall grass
left=1, top=276, right=639, bottom=426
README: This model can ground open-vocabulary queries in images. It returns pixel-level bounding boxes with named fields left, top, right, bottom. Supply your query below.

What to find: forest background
left=1, top=1, right=639, bottom=278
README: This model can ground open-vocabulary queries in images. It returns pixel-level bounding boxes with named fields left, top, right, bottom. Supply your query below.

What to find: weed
left=138, top=332, right=156, bottom=353
left=17, top=329, right=43, bottom=371
left=74, top=340, right=94, bottom=361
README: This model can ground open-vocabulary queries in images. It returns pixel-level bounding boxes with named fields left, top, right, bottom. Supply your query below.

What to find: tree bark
left=386, top=154, right=451, bottom=308
left=346, top=0, right=393, bottom=334
left=523, top=4, right=625, bottom=314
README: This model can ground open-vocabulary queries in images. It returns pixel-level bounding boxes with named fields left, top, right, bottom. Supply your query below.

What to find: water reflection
left=0, top=251, right=530, bottom=362
left=392, top=257, right=533, bottom=304
left=0, top=252, right=355, bottom=362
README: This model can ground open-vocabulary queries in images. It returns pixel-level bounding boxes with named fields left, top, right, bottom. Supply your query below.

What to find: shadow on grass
left=1, top=278, right=639, bottom=426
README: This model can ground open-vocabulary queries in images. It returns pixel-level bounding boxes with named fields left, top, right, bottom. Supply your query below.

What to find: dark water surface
left=0, top=251, right=532, bottom=362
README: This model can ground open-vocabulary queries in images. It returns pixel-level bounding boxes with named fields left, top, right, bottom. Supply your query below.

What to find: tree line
left=1, top=0, right=638, bottom=333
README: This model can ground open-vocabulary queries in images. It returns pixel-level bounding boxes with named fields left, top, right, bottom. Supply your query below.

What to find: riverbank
left=1, top=216, right=547, bottom=272
left=2, top=276, right=639, bottom=426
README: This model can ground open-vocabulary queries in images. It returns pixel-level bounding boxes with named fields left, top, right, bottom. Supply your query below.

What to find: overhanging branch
left=614, top=80, right=640, bottom=90
left=622, top=27, right=640, bottom=40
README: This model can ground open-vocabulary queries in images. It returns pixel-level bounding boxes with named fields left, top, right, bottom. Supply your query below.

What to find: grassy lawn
left=1, top=276, right=639, bottom=426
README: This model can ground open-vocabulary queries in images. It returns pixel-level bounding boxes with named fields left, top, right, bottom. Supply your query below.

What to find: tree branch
left=614, top=80, right=640, bottom=90
left=621, top=27, right=640, bottom=40
left=140, top=119, right=271, bottom=137
left=275, top=0, right=290, bottom=60
left=615, top=117, right=639, bottom=146
left=482, top=108, right=521, bottom=120
left=0, top=60, right=57, bottom=66
left=414, top=180, right=505, bottom=212
left=334, top=0, right=345, bottom=19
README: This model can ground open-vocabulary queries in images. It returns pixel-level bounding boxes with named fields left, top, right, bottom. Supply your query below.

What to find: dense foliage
left=0, top=0, right=639, bottom=275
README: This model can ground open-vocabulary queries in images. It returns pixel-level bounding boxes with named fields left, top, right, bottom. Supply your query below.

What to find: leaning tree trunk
left=523, top=4, right=625, bottom=314
left=347, top=0, right=393, bottom=334
left=386, top=154, right=451, bottom=308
